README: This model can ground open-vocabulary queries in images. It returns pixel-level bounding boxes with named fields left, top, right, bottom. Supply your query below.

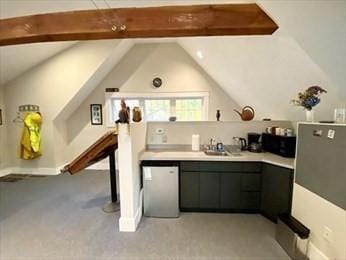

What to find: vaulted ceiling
left=0, top=0, right=345, bottom=121
left=0, top=0, right=249, bottom=85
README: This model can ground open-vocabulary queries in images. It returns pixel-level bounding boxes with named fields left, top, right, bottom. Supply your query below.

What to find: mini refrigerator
left=142, top=165, right=179, bottom=218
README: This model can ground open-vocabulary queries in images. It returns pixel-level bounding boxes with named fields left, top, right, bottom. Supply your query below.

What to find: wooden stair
left=62, top=131, right=118, bottom=175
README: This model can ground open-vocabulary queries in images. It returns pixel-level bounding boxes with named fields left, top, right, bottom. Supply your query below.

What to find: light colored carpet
left=0, top=170, right=290, bottom=260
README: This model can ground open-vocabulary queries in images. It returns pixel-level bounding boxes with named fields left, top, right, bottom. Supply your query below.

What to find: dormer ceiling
left=0, top=0, right=345, bottom=121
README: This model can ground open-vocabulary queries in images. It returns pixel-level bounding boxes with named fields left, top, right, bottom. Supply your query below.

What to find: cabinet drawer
left=199, top=162, right=261, bottom=172
left=241, top=192, right=261, bottom=210
left=241, top=174, right=261, bottom=191
left=180, top=162, right=200, bottom=172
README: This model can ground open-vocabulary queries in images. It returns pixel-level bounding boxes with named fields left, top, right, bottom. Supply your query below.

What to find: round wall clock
left=153, top=77, right=162, bottom=88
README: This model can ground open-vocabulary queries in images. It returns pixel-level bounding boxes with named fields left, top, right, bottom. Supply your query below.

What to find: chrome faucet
left=209, top=138, right=217, bottom=151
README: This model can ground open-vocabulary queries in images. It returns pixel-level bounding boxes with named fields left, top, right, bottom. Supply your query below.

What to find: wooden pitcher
left=132, top=107, right=142, bottom=122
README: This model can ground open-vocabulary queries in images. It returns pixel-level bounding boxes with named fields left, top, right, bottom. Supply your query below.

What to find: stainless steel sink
left=204, top=150, right=230, bottom=156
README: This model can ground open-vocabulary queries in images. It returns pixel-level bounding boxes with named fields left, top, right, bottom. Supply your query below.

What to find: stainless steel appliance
left=142, top=165, right=179, bottom=218
left=232, top=137, right=247, bottom=152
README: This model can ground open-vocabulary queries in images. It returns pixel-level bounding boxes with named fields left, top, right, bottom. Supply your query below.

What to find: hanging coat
left=20, top=112, right=42, bottom=160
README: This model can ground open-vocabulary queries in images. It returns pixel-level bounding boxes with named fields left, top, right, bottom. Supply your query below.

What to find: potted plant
left=290, top=86, right=327, bottom=122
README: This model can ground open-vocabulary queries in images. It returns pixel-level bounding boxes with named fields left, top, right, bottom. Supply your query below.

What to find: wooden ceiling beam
left=0, top=4, right=278, bottom=46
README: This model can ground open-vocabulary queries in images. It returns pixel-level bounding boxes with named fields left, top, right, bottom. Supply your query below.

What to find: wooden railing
left=62, top=131, right=118, bottom=175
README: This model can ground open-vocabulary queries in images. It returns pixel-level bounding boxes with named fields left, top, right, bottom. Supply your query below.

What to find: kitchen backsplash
left=146, top=121, right=294, bottom=145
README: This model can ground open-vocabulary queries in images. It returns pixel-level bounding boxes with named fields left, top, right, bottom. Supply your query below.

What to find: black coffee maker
left=248, top=132, right=262, bottom=152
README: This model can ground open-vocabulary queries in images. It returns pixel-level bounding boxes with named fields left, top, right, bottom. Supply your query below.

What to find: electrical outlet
left=155, top=128, right=164, bottom=135
left=323, top=226, right=333, bottom=242
left=327, top=129, right=335, bottom=139
left=162, top=135, right=168, bottom=143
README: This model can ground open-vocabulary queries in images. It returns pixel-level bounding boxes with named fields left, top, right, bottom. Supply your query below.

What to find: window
left=144, top=99, right=170, bottom=121
left=106, top=92, right=208, bottom=125
left=175, top=99, right=203, bottom=121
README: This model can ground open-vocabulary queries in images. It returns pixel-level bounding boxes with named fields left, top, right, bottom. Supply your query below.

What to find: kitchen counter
left=140, top=150, right=295, bottom=169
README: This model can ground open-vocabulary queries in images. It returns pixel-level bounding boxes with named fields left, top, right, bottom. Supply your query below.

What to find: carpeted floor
left=0, top=170, right=290, bottom=260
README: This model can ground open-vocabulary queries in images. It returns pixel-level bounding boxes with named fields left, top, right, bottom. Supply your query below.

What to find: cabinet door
left=220, top=172, right=241, bottom=209
left=180, top=171, right=200, bottom=209
left=200, top=172, right=220, bottom=209
left=261, top=163, right=293, bottom=222
left=241, top=173, right=261, bottom=191
left=241, top=192, right=261, bottom=210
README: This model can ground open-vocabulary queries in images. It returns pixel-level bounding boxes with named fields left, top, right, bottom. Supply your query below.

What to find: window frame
left=105, top=92, right=209, bottom=127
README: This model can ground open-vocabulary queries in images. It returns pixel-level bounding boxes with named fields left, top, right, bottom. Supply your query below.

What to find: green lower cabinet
left=220, top=173, right=241, bottom=209
left=180, top=171, right=200, bottom=209
left=200, top=172, right=220, bottom=209
left=241, top=174, right=261, bottom=191
left=261, top=163, right=294, bottom=222
left=180, top=161, right=293, bottom=215
left=241, top=192, right=261, bottom=210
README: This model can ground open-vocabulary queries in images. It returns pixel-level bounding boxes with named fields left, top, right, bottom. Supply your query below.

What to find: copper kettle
left=234, top=106, right=255, bottom=121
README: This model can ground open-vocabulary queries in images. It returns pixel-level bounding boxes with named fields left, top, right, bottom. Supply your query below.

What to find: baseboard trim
left=308, top=242, right=330, bottom=260
left=0, top=168, right=11, bottom=177
left=1, top=167, right=61, bottom=176
left=119, top=189, right=143, bottom=232
left=119, top=216, right=136, bottom=232
left=0, top=162, right=115, bottom=177
left=119, top=207, right=142, bottom=232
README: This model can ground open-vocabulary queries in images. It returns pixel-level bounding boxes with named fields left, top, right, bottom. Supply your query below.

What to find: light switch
left=327, top=129, right=335, bottom=139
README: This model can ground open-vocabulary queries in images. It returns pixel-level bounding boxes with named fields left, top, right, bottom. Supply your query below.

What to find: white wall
left=179, top=36, right=344, bottom=122
left=3, top=40, right=123, bottom=169
left=146, top=120, right=293, bottom=146
left=293, top=184, right=346, bottom=260
left=66, top=43, right=241, bottom=162
left=0, top=42, right=76, bottom=86
left=66, top=82, right=110, bottom=161
left=1, top=41, right=239, bottom=170
left=175, top=0, right=346, bottom=122
left=0, top=86, right=7, bottom=170
left=100, top=43, right=241, bottom=121
left=259, top=0, right=346, bottom=102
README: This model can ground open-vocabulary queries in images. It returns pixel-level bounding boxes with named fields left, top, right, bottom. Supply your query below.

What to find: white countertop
left=140, top=150, right=295, bottom=169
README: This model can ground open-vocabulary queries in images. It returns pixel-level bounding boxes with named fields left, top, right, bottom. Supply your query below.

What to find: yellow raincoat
left=20, top=112, right=42, bottom=160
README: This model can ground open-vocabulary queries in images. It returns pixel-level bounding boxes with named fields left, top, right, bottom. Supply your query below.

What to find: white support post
left=117, top=123, right=145, bottom=232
